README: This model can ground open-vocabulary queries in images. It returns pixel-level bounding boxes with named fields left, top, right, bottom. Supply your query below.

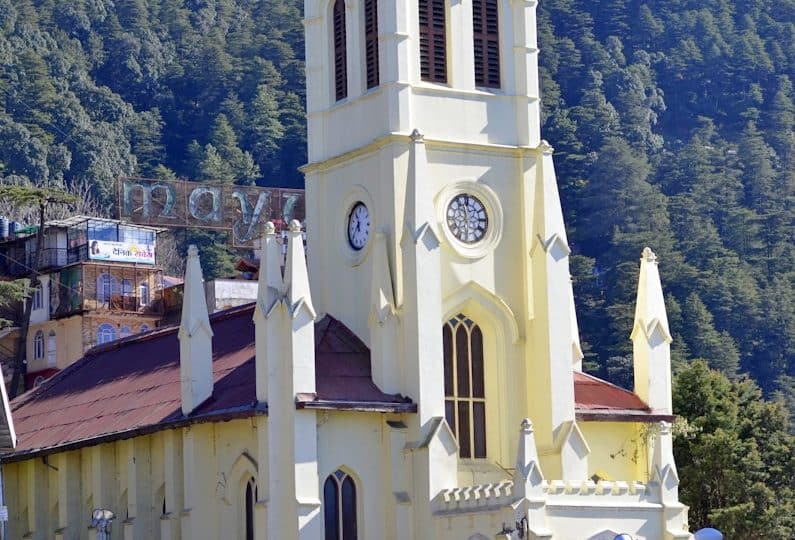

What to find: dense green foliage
left=673, top=361, right=795, bottom=537
left=537, top=0, right=794, bottom=414
left=0, top=0, right=793, bottom=530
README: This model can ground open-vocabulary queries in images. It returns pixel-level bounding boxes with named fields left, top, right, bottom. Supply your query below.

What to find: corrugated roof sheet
left=4, top=304, right=412, bottom=460
left=573, top=371, right=672, bottom=422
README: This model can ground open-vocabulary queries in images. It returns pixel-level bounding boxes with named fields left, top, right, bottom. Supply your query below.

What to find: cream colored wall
left=26, top=316, right=82, bottom=373
left=317, top=411, right=389, bottom=539
left=306, top=139, right=553, bottom=472
left=4, top=418, right=262, bottom=540
left=580, top=421, right=649, bottom=482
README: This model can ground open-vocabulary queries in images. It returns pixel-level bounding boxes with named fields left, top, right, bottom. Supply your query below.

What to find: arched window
left=333, top=0, right=348, bottom=100
left=97, top=273, right=118, bottom=303
left=120, top=325, right=132, bottom=338
left=33, top=330, right=44, bottom=359
left=244, top=478, right=256, bottom=540
left=324, top=469, right=357, bottom=540
left=419, top=0, right=447, bottom=82
left=443, top=314, right=486, bottom=458
left=364, top=0, right=379, bottom=89
left=47, top=330, right=56, bottom=366
left=472, top=0, right=499, bottom=87
left=139, top=324, right=150, bottom=334
left=33, top=375, right=45, bottom=387
left=97, top=323, right=116, bottom=345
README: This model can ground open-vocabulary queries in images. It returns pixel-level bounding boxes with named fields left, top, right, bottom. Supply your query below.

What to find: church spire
left=254, top=221, right=284, bottom=403
left=631, top=247, right=673, bottom=414
left=178, top=245, right=214, bottom=416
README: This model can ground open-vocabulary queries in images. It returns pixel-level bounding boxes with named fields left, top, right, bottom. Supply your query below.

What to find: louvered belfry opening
left=473, top=0, right=500, bottom=87
left=334, top=0, right=348, bottom=100
left=364, top=0, right=379, bottom=88
left=419, top=0, right=447, bottom=82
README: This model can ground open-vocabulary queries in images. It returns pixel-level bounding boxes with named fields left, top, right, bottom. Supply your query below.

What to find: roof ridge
left=575, top=371, right=642, bottom=397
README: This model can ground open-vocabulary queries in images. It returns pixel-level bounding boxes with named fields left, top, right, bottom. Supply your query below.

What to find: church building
left=0, top=0, right=692, bottom=538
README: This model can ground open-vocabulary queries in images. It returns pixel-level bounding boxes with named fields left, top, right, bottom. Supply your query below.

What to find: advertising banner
left=88, top=240, right=156, bottom=265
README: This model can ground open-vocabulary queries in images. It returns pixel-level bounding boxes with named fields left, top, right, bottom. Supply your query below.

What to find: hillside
left=0, top=1, right=792, bottom=410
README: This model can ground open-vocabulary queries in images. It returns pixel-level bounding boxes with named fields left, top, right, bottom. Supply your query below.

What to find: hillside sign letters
left=118, top=177, right=305, bottom=247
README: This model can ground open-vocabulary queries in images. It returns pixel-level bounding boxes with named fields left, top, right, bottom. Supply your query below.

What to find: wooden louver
left=334, top=0, right=347, bottom=100
left=419, top=0, right=447, bottom=83
left=365, top=0, right=379, bottom=88
left=473, top=0, right=500, bottom=88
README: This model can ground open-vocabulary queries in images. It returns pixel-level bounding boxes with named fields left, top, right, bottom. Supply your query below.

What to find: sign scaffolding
left=117, top=176, right=305, bottom=248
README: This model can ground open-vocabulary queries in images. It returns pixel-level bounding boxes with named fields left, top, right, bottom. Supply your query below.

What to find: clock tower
left=303, top=0, right=581, bottom=481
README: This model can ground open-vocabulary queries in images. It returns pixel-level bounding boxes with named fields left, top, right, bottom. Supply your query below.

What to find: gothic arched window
left=419, top=0, right=447, bottom=82
left=245, top=478, right=256, bottom=540
left=333, top=0, right=348, bottom=100
left=323, top=469, right=358, bottom=540
left=364, top=0, right=379, bottom=88
left=472, top=0, right=500, bottom=87
left=443, top=314, right=486, bottom=458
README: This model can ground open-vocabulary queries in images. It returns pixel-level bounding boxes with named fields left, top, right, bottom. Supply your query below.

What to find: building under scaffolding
left=0, top=216, right=173, bottom=390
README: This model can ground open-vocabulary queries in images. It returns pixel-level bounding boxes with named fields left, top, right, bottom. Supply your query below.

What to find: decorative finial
left=410, top=128, right=424, bottom=142
left=188, top=244, right=198, bottom=257
left=538, top=139, right=554, bottom=154
left=264, top=221, right=276, bottom=235
left=520, top=418, right=534, bottom=432
left=642, top=247, right=657, bottom=262
left=289, top=219, right=302, bottom=233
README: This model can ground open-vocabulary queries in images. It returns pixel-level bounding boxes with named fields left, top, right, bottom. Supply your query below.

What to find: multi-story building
left=0, top=216, right=166, bottom=387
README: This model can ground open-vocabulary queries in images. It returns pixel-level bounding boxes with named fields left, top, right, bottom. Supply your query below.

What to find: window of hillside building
left=472, top=0, right=500, bottom=87
left=245, top=478, right=257, bottom=540
left=120, top=325, right=132, bottom=338
left=33, top=376, right=45, bottom=387
left=33, top=330, right=44, bottom=359
left=364, top=0, right=379, bottom=88
left=333, top=0, right=348, bottom=100
left=47, top=330, right=56, bottom=366
left=97, top=273, right=118, bottom=303
left=443, top=314, right=486, bottom=458
left=122, top=279, right=133, bottom=297
left=97, top=323, right=116, bottom=345
left=419, top=0, right=447, bottom=82
left=32, top=281, right=43, bottom=310
left=139, top=282, right=150, bottom=305
left=140, top=324, right=150, bottom=333
left=324, top=469, right=358, bottom=540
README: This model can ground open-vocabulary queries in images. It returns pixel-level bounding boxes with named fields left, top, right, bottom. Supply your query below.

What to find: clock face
left=347, top=202, right=370, bottom=250
left=446, top=194, right=488, bottom=244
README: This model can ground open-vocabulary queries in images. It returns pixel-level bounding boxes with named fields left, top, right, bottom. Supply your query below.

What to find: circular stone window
left=446, top=193, right=489, bottom=244
left=437, top=181, right=503, bottom=259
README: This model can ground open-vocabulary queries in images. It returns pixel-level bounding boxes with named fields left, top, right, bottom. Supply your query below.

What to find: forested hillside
left=0, top=2, right=792, bottom=413
left=1, top=0, right=793, bottom=533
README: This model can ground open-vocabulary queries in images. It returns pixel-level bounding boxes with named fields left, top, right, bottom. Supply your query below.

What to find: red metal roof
left=573, top=371, right=672, bottom=422
left=4, top=305, right=412, bottom=460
